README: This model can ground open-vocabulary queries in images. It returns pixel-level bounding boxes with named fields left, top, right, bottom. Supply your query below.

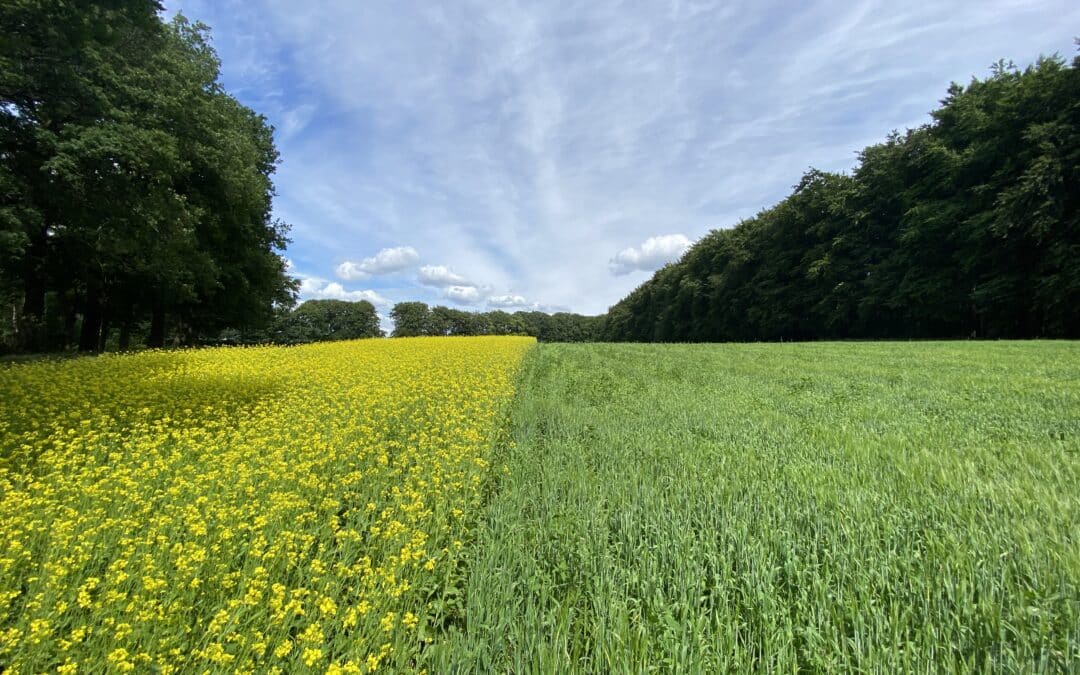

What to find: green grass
left=428, top=342, right=1080, bottom=673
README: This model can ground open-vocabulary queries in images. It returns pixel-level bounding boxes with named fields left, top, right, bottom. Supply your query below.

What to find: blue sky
left=164, top=0, right=1078, bottom=325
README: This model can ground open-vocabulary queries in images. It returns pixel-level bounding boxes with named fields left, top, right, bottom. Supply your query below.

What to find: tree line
left=390, top=302, right=600, bottom=342
left=213, top=299, right=382, bottom=345
left=1, top=1, right=295, bottom=354
left=5, top=5, right=1075, bottom=352
left=602, top=53, right=1080, bottom=342
left=193, top=300, right=601, bottom=347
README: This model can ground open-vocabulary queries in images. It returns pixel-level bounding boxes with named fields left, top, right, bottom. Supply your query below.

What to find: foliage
left=0, top=5, right=295, bottom=353
left=273, top=299, right=383, bottom=344
left=0, top=336, right=534, bottom=672
left=388, top=302, right=431, bottom=338
left=602, top=54, right=1080, bottom=341
left=389, top=302, right=601, bottom=342
left=432, top=342, right=1080, bottom=671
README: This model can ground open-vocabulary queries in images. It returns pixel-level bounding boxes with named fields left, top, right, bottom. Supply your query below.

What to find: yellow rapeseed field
left=0, top=336, right=534, bottom=673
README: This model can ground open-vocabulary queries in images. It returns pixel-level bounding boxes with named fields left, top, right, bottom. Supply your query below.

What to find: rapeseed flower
left=0, top=336, right=533, bottom=671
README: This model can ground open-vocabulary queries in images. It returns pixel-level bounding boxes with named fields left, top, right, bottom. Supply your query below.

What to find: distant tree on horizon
left=275, top=299, right=382, bottom=343
left=390, top=301, right=432, bottom=337
left=387, top=300, right=599, bottom=342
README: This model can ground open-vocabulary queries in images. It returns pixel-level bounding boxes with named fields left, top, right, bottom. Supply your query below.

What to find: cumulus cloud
left=487, top=294, right=531, bottom=309
left=297, top=277, right=324, bottom=295
left=298, top=277, right=390, bottom=305
left=609, top=234, right=693, bottom=275
left=336, top=246, right=419, bottom=280
left=417, top=265, right=470, bottom=287
left=444, top=285, right=485, bottom=305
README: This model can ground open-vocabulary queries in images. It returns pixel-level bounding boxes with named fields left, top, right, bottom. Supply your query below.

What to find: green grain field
left=430, top=342, right=1080, bottom=673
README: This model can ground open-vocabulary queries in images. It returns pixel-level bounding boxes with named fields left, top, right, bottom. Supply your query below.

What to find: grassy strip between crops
left=429, top=342, right=1080, bottom=673
left=0, top=337, right=534, bottom=674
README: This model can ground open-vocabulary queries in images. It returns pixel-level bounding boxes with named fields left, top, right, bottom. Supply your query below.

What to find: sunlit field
left=0, top=337, right=533, bottom=673
left=3, top=339, right=1078, bottom=673
left=433, top=342, right=1080, bottom=673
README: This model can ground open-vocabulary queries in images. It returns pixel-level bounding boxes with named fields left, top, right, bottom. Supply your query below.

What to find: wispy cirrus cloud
left=166, top=0, right=1080, bottom=314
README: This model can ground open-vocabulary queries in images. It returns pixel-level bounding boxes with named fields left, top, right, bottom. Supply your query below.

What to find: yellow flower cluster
left=0, top=336, right=533, bottom=673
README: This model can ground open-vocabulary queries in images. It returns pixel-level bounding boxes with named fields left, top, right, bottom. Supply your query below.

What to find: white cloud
left=609, top=234, right=693, bottom=275
left=297, top=277, right=324, bottom=295
left=298, top=277, right=390, bottom=305
left=335, top=261, right=367, bottom=281
left=417, top=265, right=470, bottom=287
left=444, top=285, right=485, bottom=305
left=487, top=294, right=531, bottom=309
left=336, top=246, right=419, bottom=280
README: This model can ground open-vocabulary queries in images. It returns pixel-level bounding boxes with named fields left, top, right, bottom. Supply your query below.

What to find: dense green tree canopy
left=602, top=53, right=1080, bottom=342
left=0, top=3, right=294, bottom=353
left=389, top=301, right=432, bottom=337
left=388, top=301, right=600, bottom=342
left=274, top=299, right=382, bottom=344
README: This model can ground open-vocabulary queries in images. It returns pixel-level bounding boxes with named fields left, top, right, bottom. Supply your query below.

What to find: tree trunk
left=78, top=295, right=103, bottom=353
left=97, top=310, right=111, bottom=352
left=21, top=273, right=45, bottom=320
left=148, top=304, right=165, bottom=348
left=18, top=231, right=47, bottom=350
left=62, top=295, right=78, bottom=349
left=182, top=322, right=198, bottom=347
left=118, top=316, right=132, bottom=350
